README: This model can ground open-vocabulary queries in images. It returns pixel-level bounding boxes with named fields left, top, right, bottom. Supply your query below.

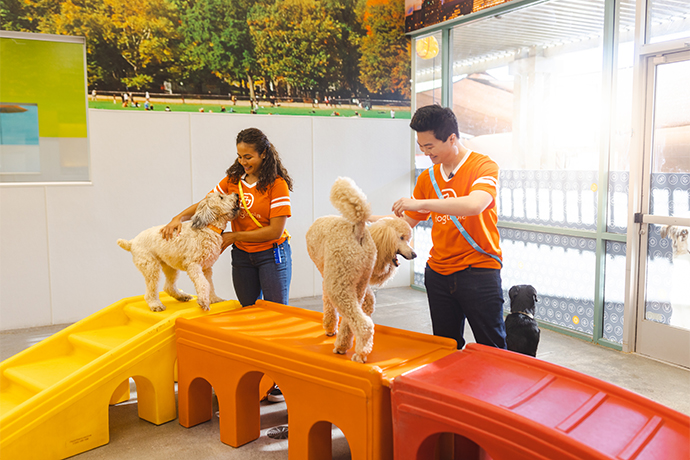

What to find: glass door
left=636, top=50, right=690, bottom=368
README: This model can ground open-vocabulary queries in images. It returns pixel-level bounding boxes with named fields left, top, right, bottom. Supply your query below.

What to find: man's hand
left=392, top=197, right=428, bottom=217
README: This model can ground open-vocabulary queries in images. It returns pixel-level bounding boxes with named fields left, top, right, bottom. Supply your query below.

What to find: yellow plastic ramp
left=0, top=294, right=240, bottom=460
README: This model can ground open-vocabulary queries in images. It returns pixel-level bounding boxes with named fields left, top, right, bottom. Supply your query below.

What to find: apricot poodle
left=306, top=177, right=416, bottom=363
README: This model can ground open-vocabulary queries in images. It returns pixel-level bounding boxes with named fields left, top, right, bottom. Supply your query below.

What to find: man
left=393, top=104, right=506, bottom=349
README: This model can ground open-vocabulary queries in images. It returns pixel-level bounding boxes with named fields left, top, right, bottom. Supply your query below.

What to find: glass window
left=414, top=32, right=442, bottom=117
left=607, top=0, right=637, bottom=234
left=604, top=241, right=627, bottom=343
left=644, top=224, right=680, bottom=328
left=448, top=0, right=606, bottom=231
left=412, top=30, right=439, bottom=269
left=501, top=228, right=597, bottom=335
left=648, top=0, right=690, bottom=44
left=649, top=58, right=690, bottom=218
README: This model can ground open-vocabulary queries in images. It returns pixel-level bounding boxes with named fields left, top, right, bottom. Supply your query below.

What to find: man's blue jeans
left=231, top=241, right=292, bottom=307
left=424, top=264, right=506, bottom=349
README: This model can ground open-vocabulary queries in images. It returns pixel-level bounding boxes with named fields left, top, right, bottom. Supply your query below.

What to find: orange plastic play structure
left=175, top=300, right=457, bottom=460
left=391, top=344, right=690, bottom=460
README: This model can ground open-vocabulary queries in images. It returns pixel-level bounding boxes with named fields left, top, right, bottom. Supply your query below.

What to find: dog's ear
left=191, top=198, right=216, bottom=229
left=379, top=223, right=400, bottom=261
left=660, top=225, right=669, bottom=239
left=509, top=285, right=519, bottom=301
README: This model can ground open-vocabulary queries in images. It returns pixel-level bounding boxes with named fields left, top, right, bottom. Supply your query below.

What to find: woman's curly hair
left=226, top=128, right=293, bottom=193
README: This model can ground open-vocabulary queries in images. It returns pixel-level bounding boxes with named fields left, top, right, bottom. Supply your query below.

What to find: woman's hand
left=160, top=217, right=182, bottom=240
left=221, top=232, right=237, bottom=252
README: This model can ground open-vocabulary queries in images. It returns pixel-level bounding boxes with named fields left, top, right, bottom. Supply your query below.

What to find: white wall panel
left=0, top=110, right=410, bottom=330
left=0, top=187, right=52, bottom=329
left=312, top=117, right=413, bottom=291
left=46, top=110, right=193, bottom=324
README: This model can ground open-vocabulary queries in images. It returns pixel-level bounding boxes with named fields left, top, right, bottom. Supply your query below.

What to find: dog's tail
left=330, top=177, right=371, bottom=243
left=330, top=177, right=371, bottom=224
left=117, top=239, right=132, bottom=252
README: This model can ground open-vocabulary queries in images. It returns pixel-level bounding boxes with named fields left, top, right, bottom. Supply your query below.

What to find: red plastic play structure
left=391, top=343, right=690, bottom=460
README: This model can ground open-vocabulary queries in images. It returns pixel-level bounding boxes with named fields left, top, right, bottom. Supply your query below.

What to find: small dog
left=661, top=225, right=689, bottom=258
left=505, top=284, right=540, bottom=357
left=118, top=192, right=239, bottom=312
left=306, top=177, right=416, bottom=363
left=661, top=225, right=690, bottom=329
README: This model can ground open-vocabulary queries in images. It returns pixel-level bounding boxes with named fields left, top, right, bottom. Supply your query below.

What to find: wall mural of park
left=1, top=0, right=411, bottom=114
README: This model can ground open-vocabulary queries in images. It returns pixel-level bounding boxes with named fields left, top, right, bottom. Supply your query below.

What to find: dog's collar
left=207, top=224, right=224, bottom=234
left=516, top=311, right=535, bottom=319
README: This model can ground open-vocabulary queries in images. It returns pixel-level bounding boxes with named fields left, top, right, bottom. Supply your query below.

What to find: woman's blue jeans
left=231, top=241, right=292, bottom=307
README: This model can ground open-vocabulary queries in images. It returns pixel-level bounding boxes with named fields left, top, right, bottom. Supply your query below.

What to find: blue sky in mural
left=0, top=103, right=39, bottom=145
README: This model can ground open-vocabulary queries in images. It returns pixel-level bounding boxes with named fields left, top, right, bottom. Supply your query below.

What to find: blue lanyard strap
left=427, top=166, right=502, bottom=267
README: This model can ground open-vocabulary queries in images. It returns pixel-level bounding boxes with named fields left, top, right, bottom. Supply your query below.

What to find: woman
left=161, top=127, right=293, bottom=307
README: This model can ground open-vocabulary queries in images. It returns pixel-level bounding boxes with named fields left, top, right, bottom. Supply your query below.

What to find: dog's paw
left=199, top=303, right=211, bottom=312
left=177, top=293, right=193, bottom=302
left=325, top=332, right=336, bottom=337
left=333, top=346, right=347, bottom=355
left=149, top=304, right=166, bottom=312
left=210, top=296, right=225, bottom=304
left=351, top=353, right=366, bottom=364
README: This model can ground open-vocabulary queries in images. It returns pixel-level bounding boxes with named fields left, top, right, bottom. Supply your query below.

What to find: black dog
left=505, top=285, right=540, bottom=357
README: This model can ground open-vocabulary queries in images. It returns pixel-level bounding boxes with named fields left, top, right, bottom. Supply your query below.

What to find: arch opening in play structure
left=179, top=370, right=279, bottom=443
left=307, top=420, right=353, bottom=460
left=418, top=431, right=493, bottom=460
left=109, top=374, right=170, bottom=424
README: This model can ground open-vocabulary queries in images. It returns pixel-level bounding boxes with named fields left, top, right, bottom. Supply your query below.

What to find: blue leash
left=427, top=166, right=502, bottom=267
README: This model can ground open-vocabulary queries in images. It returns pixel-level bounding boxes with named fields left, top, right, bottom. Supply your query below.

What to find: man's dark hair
left=409, top=104, right=459, bottom=141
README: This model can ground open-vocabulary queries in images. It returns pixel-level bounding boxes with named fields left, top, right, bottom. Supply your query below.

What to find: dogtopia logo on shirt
left=242, top=191, right=255, bottom=208
left=441, top=187, right=457, bottom=199
left=435, top=214, right=467, bottom=225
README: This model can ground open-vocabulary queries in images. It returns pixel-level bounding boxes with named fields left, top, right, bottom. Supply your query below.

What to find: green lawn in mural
left=88, top=100, right=411, bottom=119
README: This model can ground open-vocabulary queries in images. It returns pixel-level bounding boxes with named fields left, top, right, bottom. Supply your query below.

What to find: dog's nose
left=411, top=251, right=417, bottom=259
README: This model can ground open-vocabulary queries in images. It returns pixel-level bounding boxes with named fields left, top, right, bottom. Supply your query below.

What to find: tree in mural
left=1, top=0, right=412, bottom=99
left=35, top=0, right=181, bottom=89
left=248, top=0, right=345, bottom=97
left=0, top=0, right=39, bottom=32
left=359, top=0, right=410, bottom=97
left=320, top=0, right=367, bottom=95
left=179, top=0, right=264, bottom=100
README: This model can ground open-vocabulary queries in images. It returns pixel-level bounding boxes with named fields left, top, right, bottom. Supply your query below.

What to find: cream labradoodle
left=118, top=192, right=239, bottom=312
left=306, top=177, right=416, bottom=363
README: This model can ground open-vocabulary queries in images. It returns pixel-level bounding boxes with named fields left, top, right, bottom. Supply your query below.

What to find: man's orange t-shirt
left=211, top=176, right=291, bottom=253
left=405, top=151, right=502, bottom=275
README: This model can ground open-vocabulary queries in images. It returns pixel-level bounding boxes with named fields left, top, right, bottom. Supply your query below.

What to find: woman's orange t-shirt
left=405, top=151, right=502, bottom=275
left=212, top=176, right=291, bottom=253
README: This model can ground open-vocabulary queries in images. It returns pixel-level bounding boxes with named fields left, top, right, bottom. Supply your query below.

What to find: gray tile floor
left=1, top=287, right=689, bottom=459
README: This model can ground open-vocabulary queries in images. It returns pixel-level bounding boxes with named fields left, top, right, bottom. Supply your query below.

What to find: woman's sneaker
left=267, top=385, right=285, bottom=403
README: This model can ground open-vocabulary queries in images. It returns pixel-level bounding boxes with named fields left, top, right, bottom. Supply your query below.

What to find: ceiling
left=415, top=0, right=689, bottom=74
